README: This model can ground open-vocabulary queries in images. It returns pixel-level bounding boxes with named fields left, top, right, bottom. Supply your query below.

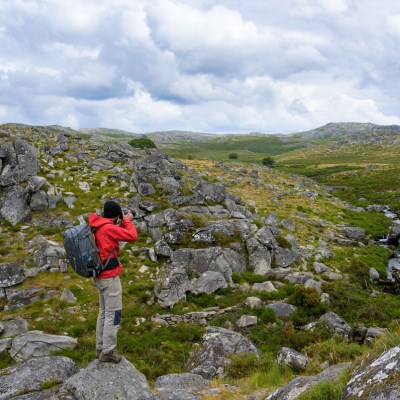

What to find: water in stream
left=378, top=206, right=400, bottom=281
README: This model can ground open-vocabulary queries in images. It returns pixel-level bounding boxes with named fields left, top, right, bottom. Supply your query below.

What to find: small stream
left=376, top=206, right=400, bottom=281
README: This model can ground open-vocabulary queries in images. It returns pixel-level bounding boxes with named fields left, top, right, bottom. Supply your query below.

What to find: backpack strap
left=91, top=226, right=119, bottom=273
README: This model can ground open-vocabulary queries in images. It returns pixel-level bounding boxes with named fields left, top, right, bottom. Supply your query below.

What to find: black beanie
left=104, top=200, right=122, bottom=218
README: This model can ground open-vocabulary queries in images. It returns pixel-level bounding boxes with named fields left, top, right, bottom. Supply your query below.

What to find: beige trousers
left=94, top=275, right=122, bottom=354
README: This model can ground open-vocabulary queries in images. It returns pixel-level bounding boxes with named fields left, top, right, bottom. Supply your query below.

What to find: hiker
left=88, top=200, right=138, bottom=363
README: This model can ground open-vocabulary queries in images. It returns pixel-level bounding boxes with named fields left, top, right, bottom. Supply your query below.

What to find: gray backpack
left=63, top=223, right=115, bottom=278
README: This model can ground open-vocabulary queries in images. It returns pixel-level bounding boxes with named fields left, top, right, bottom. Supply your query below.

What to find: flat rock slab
left=155, top=389, right=201, bottom=400
left=0, top=356, right=78, bottom=400
left=61, top=357, right=154, bottom=400
left=9, top=330, right=77, bottom=361
left=154, top=373, right=210, bottom=392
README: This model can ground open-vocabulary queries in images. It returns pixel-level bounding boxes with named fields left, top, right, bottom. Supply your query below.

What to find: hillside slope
left=0, top=123, right=399, bottom=399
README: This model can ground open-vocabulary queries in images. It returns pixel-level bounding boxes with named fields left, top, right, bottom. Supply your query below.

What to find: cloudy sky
left=1, top=0, right=400, bottom=134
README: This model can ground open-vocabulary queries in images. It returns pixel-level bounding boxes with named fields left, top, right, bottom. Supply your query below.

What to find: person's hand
left=124, top=210, right=134, bottom=221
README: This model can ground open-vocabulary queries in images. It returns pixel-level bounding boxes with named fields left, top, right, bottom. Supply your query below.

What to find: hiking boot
left=95, top=349, right=102, bottom=359
left=99, top=350, right=122, bottom=363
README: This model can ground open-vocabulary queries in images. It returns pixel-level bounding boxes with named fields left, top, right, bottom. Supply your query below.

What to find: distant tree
left=262, top=157, right=275, bottom=167
left=229, top=153, right=239, bottom=160
left=128, top=136, right=156, bottom=149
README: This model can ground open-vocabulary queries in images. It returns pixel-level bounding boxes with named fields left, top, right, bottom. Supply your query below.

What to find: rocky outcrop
left=186, top=326, right=260, bottom=377
left=155, top=247, right=246, bottom=307
left=0, top=138, right=62, bottom=225
left=0, top=356, right=78, bottom=400
left=342, top=346, right=400, bottom=399
left=60, top=357, right=154, bottom=400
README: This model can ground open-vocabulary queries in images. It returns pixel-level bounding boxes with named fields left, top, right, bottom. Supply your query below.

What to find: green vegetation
left=229, top=152, right=239, bottom=159
left=262, top=157, right=275, bottom=167
left=162, top=134, right=310, bottom=163
left=297, top=374, right=349, bottom=400
left=128, top=136, right=157, bottom=149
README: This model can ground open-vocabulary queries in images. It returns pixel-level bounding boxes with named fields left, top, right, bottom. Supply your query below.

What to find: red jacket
left=88, top=213, right=138, bottom=279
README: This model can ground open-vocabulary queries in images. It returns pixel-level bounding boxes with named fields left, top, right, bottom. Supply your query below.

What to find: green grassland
left=162, top=134, right=318, bottom=162
left=275, top=142, right=400, bottom=212
left=161, top=133, right=400, bottom=213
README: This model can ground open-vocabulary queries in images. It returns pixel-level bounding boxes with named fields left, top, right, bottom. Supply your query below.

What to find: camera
left=122, top=208, right=135, bottom=216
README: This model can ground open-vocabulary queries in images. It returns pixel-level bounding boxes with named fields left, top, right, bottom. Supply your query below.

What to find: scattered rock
left=267, top=302, right=297, bottom=319
left=60, top=288, right=77, bottom=303
left=319, top=312, right=352, bottom=340
left=237, top=315, right=258, bottom=328
left=276, top=347, right=308, bottom=371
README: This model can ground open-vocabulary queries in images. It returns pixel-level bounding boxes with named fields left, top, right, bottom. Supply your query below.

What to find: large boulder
left=0, top=263, right=25, bottom=288
left=274, top=247, right=295, bottom=268
left=342, top=346, right=400, bottom=399
left=319, top=312, right=352, bottom=340
left=154, top=264, right=192, bottom=308
left=0, top=185, right=30, bottom=225
left=0, top=139, right=39, bottom=187
left=186, top=326, right=260, bottom=376
left=170, top=247, right=246, bottom=285
left=191, top=271, right=228, bottom=295
left=339, top=226, right=366, bottom=241
left=0, top=356, right=78, bottom=400
left=192, top=181, right=227, bottom=203
left=61, top=357, right=154, bottom=400
left=9, top=330, right=77, bottom=361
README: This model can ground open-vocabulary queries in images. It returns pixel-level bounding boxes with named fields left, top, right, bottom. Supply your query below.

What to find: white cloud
left=0, top=0, right=399, bottom=133
left=387, top=15, right=400, bottom=37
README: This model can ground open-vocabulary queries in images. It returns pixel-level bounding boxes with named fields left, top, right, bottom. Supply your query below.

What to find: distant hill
left=79, top=127, right=142, bottom=139
left=146, top=130, right=218, bottom=143
left=291, top=122, right=400, bottom=140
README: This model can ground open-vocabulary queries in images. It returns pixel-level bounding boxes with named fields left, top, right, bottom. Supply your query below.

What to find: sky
left=1, top=0, right=400, bottom=134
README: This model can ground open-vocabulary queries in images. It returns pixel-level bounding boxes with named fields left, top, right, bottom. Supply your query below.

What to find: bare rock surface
left=9, top=330, right=77, bottom=361
left=60, top=357, right=154, bottom=400
left=0, top=356, right=78, bottom=400
left=342, top=346, right=400, bottom=400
